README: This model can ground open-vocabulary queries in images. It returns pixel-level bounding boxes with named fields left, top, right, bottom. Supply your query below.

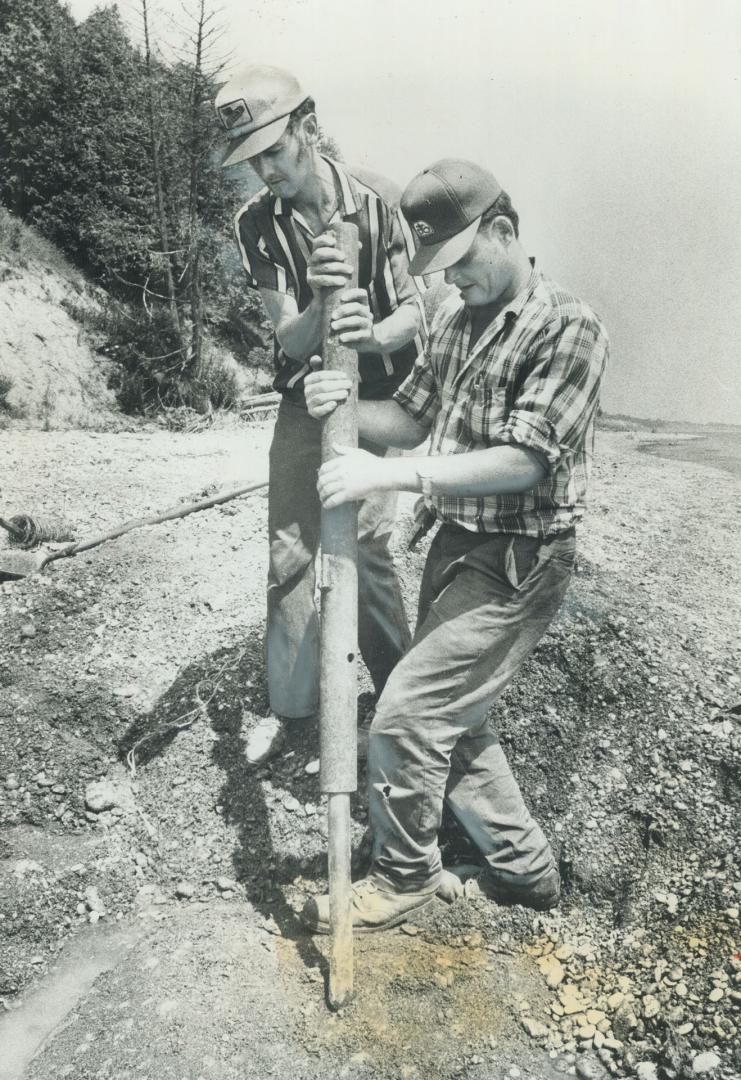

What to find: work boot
left=301, top=876, right=435, bottom=935
left=486, top=866, right=561, bottom=910
left=243, top=715, right=285, bottom=766
left=437, top=864, right=561, bottom=911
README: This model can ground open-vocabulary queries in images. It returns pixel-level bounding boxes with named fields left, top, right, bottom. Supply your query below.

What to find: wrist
left=415, top=460, right=436, bottom=504
left=355, top=324, right=380, bottom=354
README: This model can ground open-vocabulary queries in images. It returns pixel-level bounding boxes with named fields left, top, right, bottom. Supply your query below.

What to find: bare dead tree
left=140, top=0, right=183, bottom=347
left=178, top=0, right=227, bottom=375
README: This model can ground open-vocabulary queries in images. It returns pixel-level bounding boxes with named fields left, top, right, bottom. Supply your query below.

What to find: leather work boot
left=302, top=876, right=435, bottom=934
left=486, top=866, right=561, bottom=911
left=436, top=864, right=561, bottom=911
left=243, top=715, right=286, bottom=766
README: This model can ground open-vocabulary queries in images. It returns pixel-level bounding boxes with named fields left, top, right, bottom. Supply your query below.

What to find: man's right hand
left=306, top=232, right=355, bottom=293
left=304, top=359, right=352, bottom=418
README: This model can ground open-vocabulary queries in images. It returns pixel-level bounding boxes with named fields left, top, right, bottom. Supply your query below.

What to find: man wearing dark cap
left=215, top=66, right=425, bottom=765
left=302, top=159, right=609, bottom=932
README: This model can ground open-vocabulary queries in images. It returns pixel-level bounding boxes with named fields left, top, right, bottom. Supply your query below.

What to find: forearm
left=273, top=296, right=324, bottom=361
left=377, top=443, right=548, bottom=496
left=358, top=399, right=428, bottom=449
left=362, top=301, right=421, bottom=355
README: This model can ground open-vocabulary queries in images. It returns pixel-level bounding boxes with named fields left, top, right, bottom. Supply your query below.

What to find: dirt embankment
left=0, top=214, right=123, bottom=431
left=0, top=425, right=739, bottom=1080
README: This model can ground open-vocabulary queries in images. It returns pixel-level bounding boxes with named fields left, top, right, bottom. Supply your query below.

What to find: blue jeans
left=367, top=523, right=576, bottom=893
left=266, top=399, right=411, bottom=718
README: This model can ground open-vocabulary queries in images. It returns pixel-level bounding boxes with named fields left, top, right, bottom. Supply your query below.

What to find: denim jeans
left=266, top=399, right=411, bottom=718
left=367, top=523, right=576, bottom=893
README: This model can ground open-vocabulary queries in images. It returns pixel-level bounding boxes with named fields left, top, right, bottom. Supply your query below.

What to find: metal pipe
left=319, top=220, right=360, bottom=1010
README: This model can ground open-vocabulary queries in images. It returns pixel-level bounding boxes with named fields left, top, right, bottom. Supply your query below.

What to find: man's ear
left=491, top=215, right=515, bottom=246
left=300, top=113, right=319, bottom=145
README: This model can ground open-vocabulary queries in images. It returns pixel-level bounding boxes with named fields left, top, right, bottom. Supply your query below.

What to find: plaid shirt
left=234, top=157, right=426, bottom=403
left=394, top=266, right=609, bottom=537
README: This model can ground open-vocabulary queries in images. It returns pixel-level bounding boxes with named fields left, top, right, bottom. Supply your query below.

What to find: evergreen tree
left=0, top=0, right=76, bottom=217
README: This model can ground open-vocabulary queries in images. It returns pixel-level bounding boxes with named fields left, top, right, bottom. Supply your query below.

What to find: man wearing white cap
left=302, top=159, right=609, bottom=931
left=215, top=66, right=425, bottom=765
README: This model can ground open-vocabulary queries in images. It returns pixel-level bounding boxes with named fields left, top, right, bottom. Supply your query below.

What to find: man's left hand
left=317, top=445, right=391, bottom=507
left=330, top=288, right=378, bottom=352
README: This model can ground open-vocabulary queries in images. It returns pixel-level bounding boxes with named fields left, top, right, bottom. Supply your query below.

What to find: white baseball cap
left=215, top=64, right=309, bottom=168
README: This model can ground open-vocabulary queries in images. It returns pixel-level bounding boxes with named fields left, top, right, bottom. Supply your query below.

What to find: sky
left=67, top=0, right=741, bottom=425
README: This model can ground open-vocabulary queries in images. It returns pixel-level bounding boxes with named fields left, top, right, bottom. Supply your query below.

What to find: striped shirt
left=234, top=157, right=426, bottom=402
left=394, top=266, right=609, bottom=538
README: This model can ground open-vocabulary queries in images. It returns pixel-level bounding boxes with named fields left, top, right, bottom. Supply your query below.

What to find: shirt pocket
left=460, top=386, right=508, bottom=445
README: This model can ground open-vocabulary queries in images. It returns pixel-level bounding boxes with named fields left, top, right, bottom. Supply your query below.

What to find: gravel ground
left=0, top=422, right=739, bottom=1080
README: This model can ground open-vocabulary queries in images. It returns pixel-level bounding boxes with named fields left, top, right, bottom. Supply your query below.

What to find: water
left=637, top=431, right=741, bottom=479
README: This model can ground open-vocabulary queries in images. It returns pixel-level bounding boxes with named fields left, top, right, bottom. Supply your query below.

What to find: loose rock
left=692, top=1052, right=721, bottom=1074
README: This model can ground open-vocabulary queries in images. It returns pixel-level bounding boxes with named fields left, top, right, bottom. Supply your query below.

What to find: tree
left=140, top=0, right=182, bottom=343
left=0, top=0, right=76, bottom=217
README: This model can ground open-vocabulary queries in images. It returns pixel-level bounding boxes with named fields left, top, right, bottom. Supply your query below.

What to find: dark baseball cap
left=400, top=159, right=503, bottom=275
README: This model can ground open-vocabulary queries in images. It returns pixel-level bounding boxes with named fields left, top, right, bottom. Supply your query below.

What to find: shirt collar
left=450, top=258, right=540, bottom=323
left=453, top=259, right=541, bottom=362
left=273, top=156, right=358, bottom=223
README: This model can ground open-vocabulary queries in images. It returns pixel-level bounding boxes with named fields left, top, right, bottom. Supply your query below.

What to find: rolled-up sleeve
left=500, top=314, right=609, bottom=470
left=393, top=349, right=441, bottom=429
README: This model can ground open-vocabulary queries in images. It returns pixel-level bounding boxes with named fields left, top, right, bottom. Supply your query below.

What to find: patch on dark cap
left=401, top=158, right=504, bottom=274
left=413, top=221, right=435, bottom=239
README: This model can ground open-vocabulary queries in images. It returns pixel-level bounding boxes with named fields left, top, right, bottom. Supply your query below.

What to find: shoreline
left=635, top=430, right=741, bottom=479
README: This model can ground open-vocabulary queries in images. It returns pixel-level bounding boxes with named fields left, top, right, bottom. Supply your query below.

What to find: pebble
left=20, top=621, right=37, bottom=639
left=636, top=1064, right=658, bottom=1080
left=85, top=780, right=120, bottom=813
left=521, top=1016, right=549, bottom=1039
left=692, top=1052, right=721, bottom=1074
left=282, top=795, right=300, bottom=812
left=84, top=886, right=106, bottom=917
left=555, top=944, right=575, bottom=961
left=216, top=877, right=237, bottom=892
left=708, top=987, right=724, bottom=1002
left=113, top=683, right=137, bottom=697
left=5, top=775, right=19, bottom=790
left=642, top=994, right=660, bottom=1018
left=574, top=1056, right=605, bottom=1079
left=175, top=881, right=195, bottom=899
left=304, top=759, right=320, bottom=775
left=540, top=956, right=566, bottom=988
left=400, top=924, right=419, bottom=936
